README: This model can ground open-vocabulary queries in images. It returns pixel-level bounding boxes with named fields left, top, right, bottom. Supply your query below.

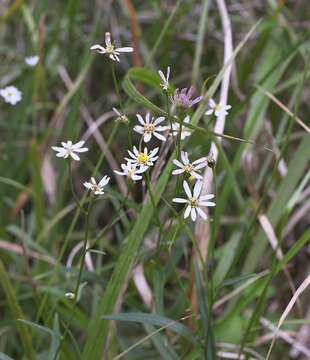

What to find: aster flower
left=0, top=85, right=22, bottom=105
left=125, top=146, right=159, bottom=168
left=51, top=140, right=88, bottom=161
left=113, top=107, right=129, bottom=124
left=170, top=86, right=203, bottom=110
left=158, top=66, right=170, bottom=91
left=170, top=115, right=192, bottom=140
left=205, top=99, right=231, bottom=117
left=83, top=176, right=110, bottom=195
left=173, top=180, right=215, bottom=221
left=172, top=151, right=207, bottom=180
left=25, top=55, right=39, bottom=67
left=134, top=113, right=169, bottom=143
left=114, top=162, right=147, bottom=181
left=90, top=32, right=133, bottom=62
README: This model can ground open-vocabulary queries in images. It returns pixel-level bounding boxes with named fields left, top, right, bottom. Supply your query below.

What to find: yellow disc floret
left=188, top=197, right=199, bottom=208
left=138, top=153, right=149, bottom=164
left=144, top=123, right=155, bottom=134
left=184, top=163, right=195, bottom=173
left=215, top=104, right=221, bottom=110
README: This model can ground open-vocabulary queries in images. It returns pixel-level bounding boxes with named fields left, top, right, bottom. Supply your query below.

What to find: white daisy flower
left=172, top=151, right=207, bottom=180
left=125, top=146, right=159, bottom=168
left=158, top=66, right=170, bottom=91
left=83, top=176, right=110, bottom=195
left=90, top=32, right=133, bottom=62
left=0, top=85, right=22, bottom=105
left=170, top=115, right=192, bottom=140
left=173, top=180, right=215, bottom=221
left=113, top=107, right=129, bottom=124
left=25, top=55, right=39, bottom=67
left=134, top=113, right=169, bottom=143
left=114, top=162, right=147, bottom=181
left=205, top=99, right=231, bottom=117
left=51, top=140, right=88, bottom=161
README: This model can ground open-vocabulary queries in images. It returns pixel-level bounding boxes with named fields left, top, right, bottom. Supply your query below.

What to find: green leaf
left=18, top=319, right=54, bottom=336
left=48, top=313, right=60, bottom=360
left=102, top=313, right=199, bottom=345
left=215, top=273, right=257, bottom=291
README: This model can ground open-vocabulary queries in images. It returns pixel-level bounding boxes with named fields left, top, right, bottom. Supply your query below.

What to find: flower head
left=125, top=146, right=159, bottom=168
left=172, top=151, right=207, bottom=180
left=134, top=113, right=169, bottom=143
left=114, top=162, right=147, bottom=181
left=0, top=85, right=22, bottom=105
left=90, top=32, right=133, bottom=62
left=205, top=99, right=231, bottom=117
left=25, top=56, right=39, bottom=67
left=158, top=66, right=170, bottom=91
left=170, top=86, right=202, bottom=111
left=173, top=180, right=215, bottom=221
left=170, top=115, right=192, bottom=140
left=113, top=107, right=129, bottom=124
left=83, top=176, right=110, bottom=195
left=51, top=140, right=88, bottom=161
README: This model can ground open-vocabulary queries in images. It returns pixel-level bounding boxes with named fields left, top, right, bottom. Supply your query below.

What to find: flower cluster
left=205, top=98, right=231, bottom=118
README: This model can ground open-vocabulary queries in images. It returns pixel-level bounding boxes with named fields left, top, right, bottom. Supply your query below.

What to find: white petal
left=133, top=126, right=144, bottom=134
left=172, top=198, right=187, bottom=203
left=149, top=147, right=159, bottom=157
left=83, top=182, right=92, bottom=189
left=199, top=201, right=215, bottom=207
left=153, top=116, right=165, bottom=125
left=71, top=140, right=85, bottom=149
left=225, top=105, right=232, bottom=110
left=114, top=170, right=125, bottom=176
left=172, top=169, right=185, bottom=175
left=209, top=98, right=216, bottom=107
left=145, top=113, right=150, bottom=124
left=90, top=44, right=105, bottom=51
left=116, top=47, right=134, bottom=53
left=200, top=194, right=214, bottom=200
left=181, top=151, right=188, bottom=165
left=193, top=180, right=202, bottom=198
left=99, top=176, right=110, bottom=187
left=133, top=146, right=139, bottom=156
left=132, top=174, right=142, bottom=181
left=153, top=132, right=166, bottom=142
left=144, top=133, right=152, bottom=142
left=173, top=159, right=183, bottom=168
left=192, top=157, right=207, bottom=165
left=191, top=171, right=203, bottom=180
left=136, top=114, right=145, bottom=125
left=105, top=32, right=111, bottom=46
left=184, top=205, right=191, bottom=219
left=70, top=152, right=80, bottom=161
left=51, top=146, right=64, bottom=152
left=74, top=147, right=88, bottom=153
left=196, top=207, right=207, bottom=220
left=183, top=180, right=192, bottom=198
left=205, top=109, right=214, bottom=115
left=113, top=107, right=120, bottom=115
left=191, top=208, right=197, bottom=221
left=158, top=70, right=165, bottom=82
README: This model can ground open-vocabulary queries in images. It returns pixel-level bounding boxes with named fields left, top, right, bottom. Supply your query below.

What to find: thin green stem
left=111, top=62, right=123, bottom=112
left=53, top=197, right=94, bottom=360
left=166, top=93, right=177, bottom=149
left=68, top=158, right=87, bottom=215
left=145, top=171, right=164, bottom=240
left=90, top=183, right=133, bottom=249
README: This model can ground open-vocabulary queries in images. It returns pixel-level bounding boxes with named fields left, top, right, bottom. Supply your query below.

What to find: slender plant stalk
left=53, top=196, right=94, bottom=360
left=68, top=158, right=87, bottom=214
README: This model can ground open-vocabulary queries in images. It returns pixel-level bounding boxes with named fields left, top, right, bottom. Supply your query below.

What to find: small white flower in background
left=83, top=176, right=110, bottom=195
left=51, top=140, right=88, bottom=161
left=65, top=292, right=75, bottom=299
left=113, top=107, right=129, bottom=124
left=158, top=66, right=170, bottom=91
left=205, top=99, right=231, bottom=117
left=25, top=55, right=39, bottom=67
left=172, top=151, right=207, bottom=180
left=0, top=85, right=22, bottom=105
left=134, top=113, right=169, bottom=143
left=170, top=115, right=191, bottom=140
left=114, top=162, right=147, bottom=181
left=125, top=146, right=159, bottom=168
left=90, top=32, right=133, bottom=62
left=173, top=180, right=215, bottom=221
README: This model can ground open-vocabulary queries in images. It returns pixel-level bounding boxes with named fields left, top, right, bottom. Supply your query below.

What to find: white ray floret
left=125, top=146, right=159, bottom=168
left=90, top=32, right=133, bottom=62
left=51, top=140, right=88, bottom=161
left=25, top=55, right=39, bottom=66
left=113, top=107, right=129, bottom=124
left=158, top=66, right=170, bottom=91
left=172, top=151, right=207, bottom=180
left=173, top=180, right=215, bottom=221
left=170, top=115, right=191, bottom=140
left=134, top=113, right=169, bottom=143
left=0, top=85, right=22, bottom=105
left=114, top=162, right=147, bottom=181
left=83, top=176, right=110, bottom=195
left=205, top=98, right=231, bottom=117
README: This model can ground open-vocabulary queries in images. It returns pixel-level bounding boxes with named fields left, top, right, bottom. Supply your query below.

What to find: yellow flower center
left=127, top=168, right=134, bottom=178
left=138, top=153, right=149, bottom=164
left=8, top=92, right=12, bottom=97
left=66, top=149, right=72, bottom=155
left=215, top=104, right=221, bottom=110
left=106, top=44, right=115, bottom=54
left=188, top=197, right=199, bottom=208
left=144, top=123, right=155, bottom=134
left=92, top=185, right=101, bottom=193
left=184, top=163, right=195, bottom=173
left=188, top=175, right=195, bottom=182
